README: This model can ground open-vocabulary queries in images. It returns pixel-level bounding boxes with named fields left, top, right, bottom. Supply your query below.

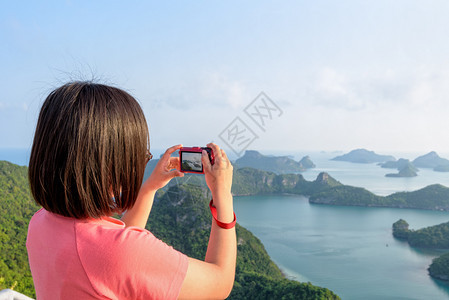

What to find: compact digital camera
left=179, top=147, right=215, bottom=174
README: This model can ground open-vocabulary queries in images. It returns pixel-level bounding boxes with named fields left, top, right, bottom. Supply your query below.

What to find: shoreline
left=274, top=260, right=311, bottom=283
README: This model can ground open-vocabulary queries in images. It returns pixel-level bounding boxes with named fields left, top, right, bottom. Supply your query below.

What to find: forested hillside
left=392, top=219, right=449, bottom=249
left=0, top=161, right=38, bottom=296
left=429, top=253, right=449, bottom=281
left=231, top=167, right=449, bottom=212
left=234, top=150, right=314, bottom=173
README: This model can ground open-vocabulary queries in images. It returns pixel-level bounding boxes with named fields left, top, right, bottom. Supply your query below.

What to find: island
left=385, top=164, right=418, bottom=177
left=392, top=218, right=449, bottom=282
left=429, top=253, right=449, bottom=281
left=299, top=155, right=316, bottom=169
left=332, top=148, right=395, bottom=164
left=380, top=158, right=417, bottom=170
left=392, top=219, right=410, bottom=239
left=381, top=151, right=449, bottom=173
left=413, top=151, right=449, bottom=171
left=392, top=219, right=449, bottom=248
left=314, top=183, right=449, bottom=211
left=234, top=150, right=315, bottom=173
left=229, top=166, right=449, bottom=211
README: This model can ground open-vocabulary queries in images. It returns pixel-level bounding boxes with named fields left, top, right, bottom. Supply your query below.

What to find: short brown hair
left=29, top=82, right=149, bottom=219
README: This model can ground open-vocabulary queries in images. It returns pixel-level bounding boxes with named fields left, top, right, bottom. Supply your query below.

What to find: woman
left=26, top=82, right=236, bottom=299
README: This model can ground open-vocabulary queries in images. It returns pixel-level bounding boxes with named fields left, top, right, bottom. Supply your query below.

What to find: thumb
left=168, top=169, right=184, bottom=179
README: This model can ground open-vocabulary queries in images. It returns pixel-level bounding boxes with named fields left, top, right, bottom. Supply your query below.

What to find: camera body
left=179, top=147, right=215, bottom=174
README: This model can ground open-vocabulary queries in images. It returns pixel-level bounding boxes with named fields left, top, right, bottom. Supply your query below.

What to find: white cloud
left=137, top=71, right=251, bottom=112
left=316, top=68, right=349, bottom=98
left=261, top=64, right=449, bottom=152
left=303, top=65, right=449, bottom=114
left=308, top=67, right=366, bottom=110
left=406, top=66, right=449, bottom=110
left=198, top=72, right=250, bottom=109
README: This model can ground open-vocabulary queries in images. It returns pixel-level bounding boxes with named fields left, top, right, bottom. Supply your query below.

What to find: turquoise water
left=233, top=152, right=449, bottom=299
left=234, top=195, right=449, bottom=299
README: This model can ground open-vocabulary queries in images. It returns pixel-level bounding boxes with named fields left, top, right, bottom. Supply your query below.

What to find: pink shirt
left=26, top=209, right=188, bottom=300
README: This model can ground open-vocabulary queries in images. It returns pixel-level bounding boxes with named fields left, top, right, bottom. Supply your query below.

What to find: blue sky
left=2, top=1, right=449, bottom=157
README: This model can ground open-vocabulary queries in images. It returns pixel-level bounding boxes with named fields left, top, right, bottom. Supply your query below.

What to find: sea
left=233, top=151, right=449, bottom=300
left=3, top=148, right=449, bottom=299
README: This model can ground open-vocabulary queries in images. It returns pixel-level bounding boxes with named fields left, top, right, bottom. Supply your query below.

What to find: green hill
left=429, top=252, right=449, bottom=281
left=231, top=167, right=308, bottom=195
left=234, top=150, right=314, bottom=173
left=310, top=183, right=449, bottom=210
left=299, top=156, right=316, bottom=169
left=231, top=166, right=449, bottom=212
left=0, top=161, right=39, bottom=296
left=386, top=184, right=449, bottom=210
left=392, top=219, right=410, bottom=239
left=392, top=219, right=449, bottom=249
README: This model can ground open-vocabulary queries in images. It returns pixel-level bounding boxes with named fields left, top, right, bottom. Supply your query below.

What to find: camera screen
left=181, top=152, right=203, bottom=172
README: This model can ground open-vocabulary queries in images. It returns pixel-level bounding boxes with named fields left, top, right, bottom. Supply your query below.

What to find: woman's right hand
left=202, top=143, right=233, bottom=220
left=202, top=143, right=233, bottom=198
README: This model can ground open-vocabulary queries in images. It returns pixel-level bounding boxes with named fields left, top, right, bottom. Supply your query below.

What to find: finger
left=169, top=169, right=184, bottom=178
left=168, top=157, right=180, bottom=170
left=161, top=144, right=183, bottom=161
left=165, top=157, right=179, bottom=170
left=220, top=149, right=230, bottom=164
left=220, top=149, right=228, bottom=160
left=207, top=143, right=222, bottom=160
left=202, top=150, right=212, bottom=173
left=162, top=168, right=183, bottom=181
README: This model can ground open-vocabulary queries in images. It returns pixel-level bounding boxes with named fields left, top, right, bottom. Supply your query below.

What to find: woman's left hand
left=143, top=144, right=184, bottom=191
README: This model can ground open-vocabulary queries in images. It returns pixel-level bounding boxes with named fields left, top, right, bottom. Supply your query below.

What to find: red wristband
left=209, top=199, right=236, bottom=229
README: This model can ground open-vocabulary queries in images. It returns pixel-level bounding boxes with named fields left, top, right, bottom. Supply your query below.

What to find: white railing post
left=0, top=289, right=34, bottom=300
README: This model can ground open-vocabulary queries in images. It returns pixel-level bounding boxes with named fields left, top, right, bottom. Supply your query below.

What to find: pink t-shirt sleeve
left=76, top=222, right=188, bottom=299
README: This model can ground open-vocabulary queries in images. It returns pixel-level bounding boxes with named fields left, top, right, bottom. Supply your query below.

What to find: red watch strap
left=209, top=200, right=236, bottom=229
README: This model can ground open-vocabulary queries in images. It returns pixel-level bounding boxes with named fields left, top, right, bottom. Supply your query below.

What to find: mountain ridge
left=332, top=149, right=395, bottom=163
left=231, top=167, right=449, bottom=211
left=234, top=150, right=315, bottom=173
left=413, top=151, right=449, bottom=171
